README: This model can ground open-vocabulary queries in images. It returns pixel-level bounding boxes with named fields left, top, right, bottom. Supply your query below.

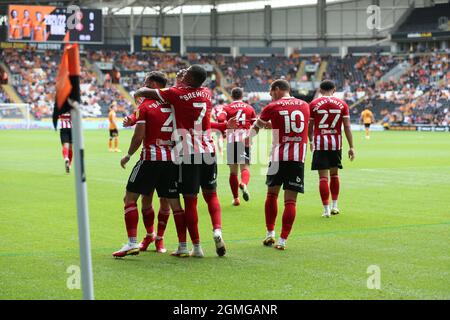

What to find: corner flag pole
left=70, top=99, right=94, bottom=300
left=67, top=45, right=94, bottom=300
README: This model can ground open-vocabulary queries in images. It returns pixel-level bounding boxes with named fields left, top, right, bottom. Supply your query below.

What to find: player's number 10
left=279, top=110, right=305, bottom=134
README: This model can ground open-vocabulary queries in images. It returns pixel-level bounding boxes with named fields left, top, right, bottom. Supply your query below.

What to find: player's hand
left=226, top=116, right=238, bottom=129
left=123, top=116, right=133, bottom=127
left=120, top=155, right=130, bottom=169
left=348, top=148, right=355, bottom=161
left=264, top=121, right=272, bottom=129
left=309, top=142, right=314, bottom=152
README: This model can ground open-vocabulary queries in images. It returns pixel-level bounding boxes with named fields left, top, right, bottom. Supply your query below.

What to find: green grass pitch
left=0, top=129, right=449, bottom=300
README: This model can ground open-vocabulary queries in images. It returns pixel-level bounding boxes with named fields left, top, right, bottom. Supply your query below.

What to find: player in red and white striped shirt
left=219, top=87, right=257, bottom=205
left=308, top=80, right=355, bottom=217
left=211, top=98, right=226, bottom=156
left=134, top=65, right=226, bottom=258
left=251, top=79, right=310, bottom=250
left=113, top=72, right=188, bottom=258
left=58, top=113, right=72, bottom=173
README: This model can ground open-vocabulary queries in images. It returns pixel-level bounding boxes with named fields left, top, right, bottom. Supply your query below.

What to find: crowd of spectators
left=0, top=86, right=10, bottom=104
left=1, top=47, right=448, bottom=126
left=214, top=54, right=299, bottom=92
left=0, top=48, right=133, bottom=119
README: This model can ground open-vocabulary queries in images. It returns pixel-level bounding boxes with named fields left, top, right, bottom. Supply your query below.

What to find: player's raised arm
left=343, top=117, right=355, bottom=161
left=133, top=87, right=160, bottom=102
left=121, top=123, right=145, bottom=169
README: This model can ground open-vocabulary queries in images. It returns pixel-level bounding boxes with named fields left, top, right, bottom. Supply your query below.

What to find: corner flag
left=54, top=44, right=94, bottom=300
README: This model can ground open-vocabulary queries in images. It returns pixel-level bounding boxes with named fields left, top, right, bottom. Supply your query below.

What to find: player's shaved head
left=270, top=79, right=290, bottom=92
left=145, top=71, right=167, bottom=88
left=320, top=80, right=336, bottom=91
left=231, top=87, right=244, bottom=100
left=186, top=65, right=207, bottom=88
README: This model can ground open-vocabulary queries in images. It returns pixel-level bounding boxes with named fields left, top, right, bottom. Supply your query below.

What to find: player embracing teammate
left=113, top=72, right=187, bottom=258
left=308, top=80, right=355, bottom=217
left=133, top=65, right=226, bottom=257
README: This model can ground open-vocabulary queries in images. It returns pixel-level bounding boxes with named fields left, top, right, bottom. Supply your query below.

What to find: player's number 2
left=279, top=110, right=305, bottom=134
left=161, top=108, right=173, bottom=132
left=318, top=109, right=341, bottom=129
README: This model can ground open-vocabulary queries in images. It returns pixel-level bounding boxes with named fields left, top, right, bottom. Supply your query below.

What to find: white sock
left=332, top=201, right=338, bottom=210
left=179, top=242, right=187, bottom=248
left=323, top=205, right=330, bottom=213
left=193, top=243, right=201, bottom=248
left=128, top=237, right=137, bottom=244
left=267, top=230, right=275, bottom=237
left=156, top=236, right=163, bottom=240
left=213, top=229, right=222, bottom=237
left=147, top=232, right=155, bottom=238
left=278, top=238, right=287, bottom=245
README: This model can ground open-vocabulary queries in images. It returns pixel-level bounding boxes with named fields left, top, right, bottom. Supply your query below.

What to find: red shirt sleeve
left=210, top=121, right=227, bottom=133
left=135, top=103, right=147, bottom=124
left=259, top=104, right=272, bottom=122
left=128, top=112, right=137, bottom=125
left=309, top=101, right=315, bottom=119
left=250, top=108, right=257, bottom=124
left=156, top=87, right=178, bottom=105
left=218, top=107, right=227, bottom=122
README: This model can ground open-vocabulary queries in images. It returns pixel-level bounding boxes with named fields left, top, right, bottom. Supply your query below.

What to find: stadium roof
left=2, top=0, right=343, bottom=14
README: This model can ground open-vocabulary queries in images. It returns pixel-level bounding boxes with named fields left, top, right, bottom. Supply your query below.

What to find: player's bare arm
left=250, top=118, right=266, bottom=137
left=133, top=87, right=160, bottom=102
left=120, top=123, right=145, bottom=168
left=343, top=117, right=355, bottom=161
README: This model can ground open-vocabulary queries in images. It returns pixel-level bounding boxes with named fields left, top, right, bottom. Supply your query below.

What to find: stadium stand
left=0, top=45, right=448, bottom=125
left=0, top=86, right=11, bottom=104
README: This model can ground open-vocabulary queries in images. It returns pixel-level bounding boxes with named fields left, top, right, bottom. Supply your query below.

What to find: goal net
left=0, top=103, right=32, bottom=129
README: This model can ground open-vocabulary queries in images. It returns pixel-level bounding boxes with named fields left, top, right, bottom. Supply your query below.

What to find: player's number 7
left=193, top=102, right=207, bottom=125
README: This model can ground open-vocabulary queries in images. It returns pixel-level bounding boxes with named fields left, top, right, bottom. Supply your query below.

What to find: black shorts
left=178, top=153, right=217, bottom=195
left=126, top=160, right=179, bottom=198
left=227, top=142, right=251, bottom=164
left=266, top=161, right=305, bottom=193
left=364, top=123, right=371, bottom=128
left=109, top=129, right=119, bottom=138
left=60, top=128, right=72, bottom=144
left=311, top=150, right=343, bottom=170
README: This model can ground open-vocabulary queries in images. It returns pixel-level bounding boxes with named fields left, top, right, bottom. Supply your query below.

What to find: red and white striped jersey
left=309, top=96, right=350, bottom=151
left=211, top=104, right=226, bottom=122
left=259, top=97, right=310, bottom=163
left=135, top=99, right=175, bottom=161
left=156, top=85, right=215, bottom=155
left=222, top=101, right=257, bottom=144
left=59, top=113, right=72, bottom=129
